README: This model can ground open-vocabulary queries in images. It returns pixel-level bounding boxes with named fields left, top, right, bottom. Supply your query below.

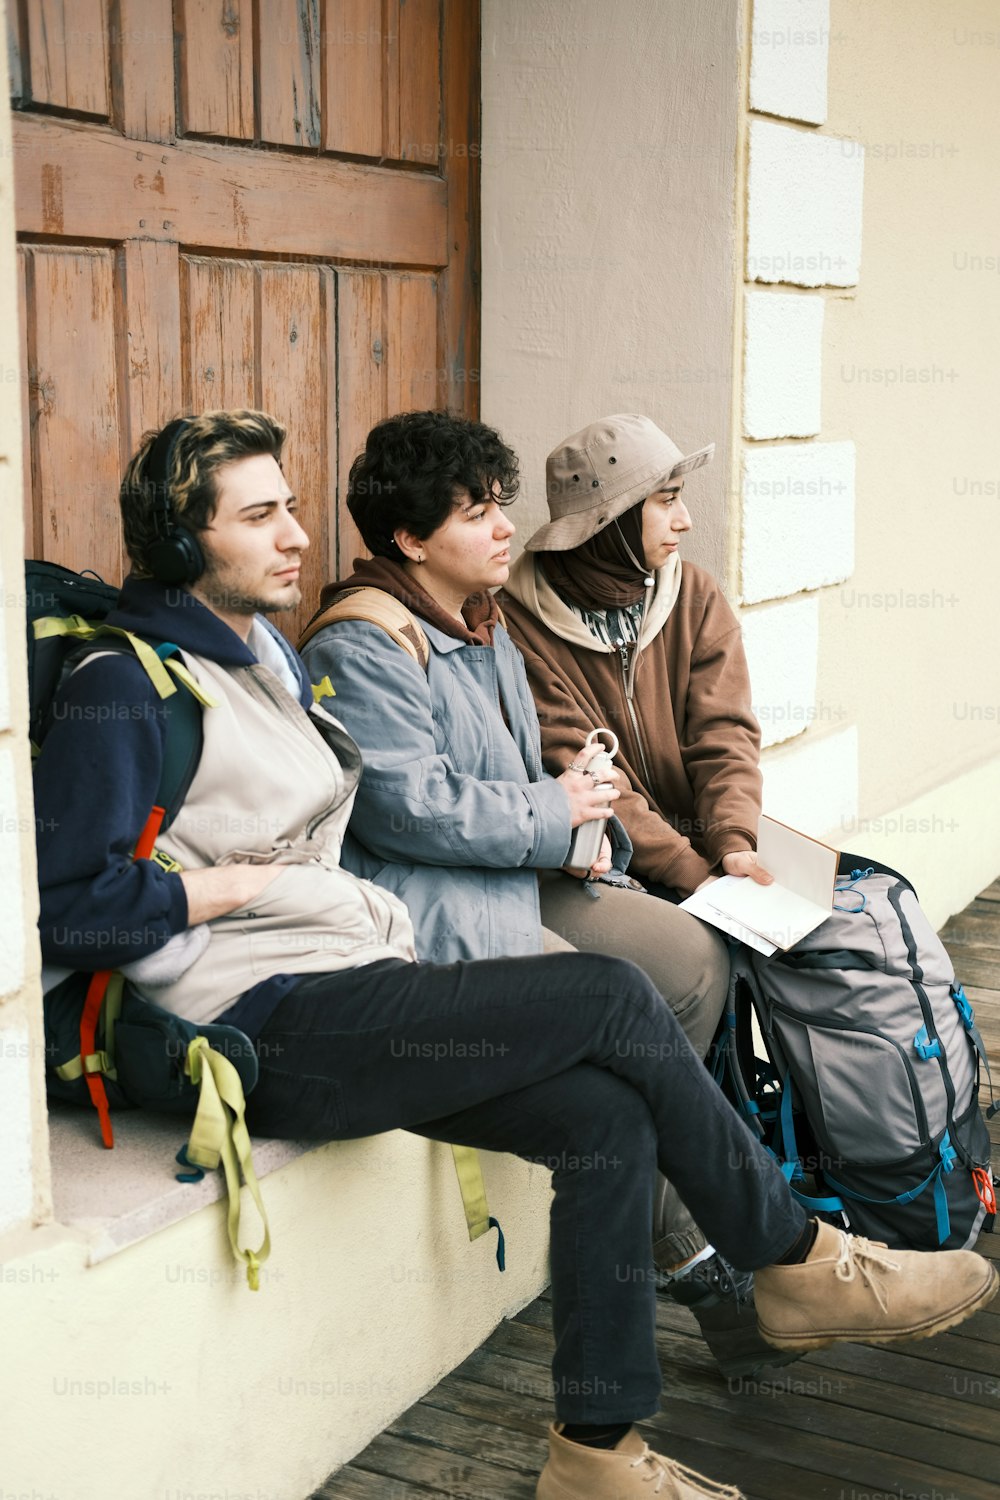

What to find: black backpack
left=713, top=852, right=997, bottom=1252
left=28, top=560, right=271, bottom=1287
left=28, top=557, right=260, bottom=1117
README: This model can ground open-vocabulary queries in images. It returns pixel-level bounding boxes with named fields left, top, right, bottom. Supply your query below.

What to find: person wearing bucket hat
left=300, top=409, right=796, bottom=1389
left=499, top=413, right=768, bottom=900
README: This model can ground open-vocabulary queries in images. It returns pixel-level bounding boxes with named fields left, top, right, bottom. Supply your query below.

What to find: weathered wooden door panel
left=26, top=0, right=110, bottom=117
left=12, top=0, right=480, bottom=641
left=21, top=245, right=124, bottom=585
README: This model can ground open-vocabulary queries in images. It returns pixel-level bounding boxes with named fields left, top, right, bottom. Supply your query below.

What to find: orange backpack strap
left=298, top=587, right=430, bottom=670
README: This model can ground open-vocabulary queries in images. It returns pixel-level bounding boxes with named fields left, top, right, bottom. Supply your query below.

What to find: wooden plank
left=110, top=0, right=175, bottom=141
left=26, top=0, right=111, bottom=118
left=437, top=1359, right=1000, bottom=1487
left=14, top=114, right=447, bottom=266
left=181, top=256, right=257, bottom=412
left=29, top=247, right=123, bottom=584
left=336, top=270, right=384, bottom=573
left=385, top=273, right=437, bottom=414
left=647, top=1397, right=1000, bottom=1500
left=322, top=0, right=383, bottom=157
left=941, top=909, right=1000, bottom=946
left=259, top=0, right=321, bottom=148
left=386, top=1400, right=547, bottom=1480
left=349, top=1431, right=538, bottom=1500
left=943, top=947, right=1000, bottom=990
left=383, top=0, right=401, bottom=160
left=7, top=2, right=23, bottom=102
left=116, top=239, right=182, bottom=461
left=18, top=248, right=33, bottom=557
left=310, top=1465, right=418, bottom=1499
left=258, top=263, right=333, bottom=642
left=176, top=0, right=255, bottom=140
left=438, top=0, right=480, bottom=416
left=397, top=0, right=440, bottom=165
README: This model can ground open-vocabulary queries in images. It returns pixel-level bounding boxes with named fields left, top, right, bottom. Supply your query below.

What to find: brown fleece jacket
left=498, top=559, right=762, bottom=895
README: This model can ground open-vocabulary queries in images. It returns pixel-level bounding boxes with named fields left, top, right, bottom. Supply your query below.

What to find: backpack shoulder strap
left=298, top=587, right=430, bottom=670
left=65, top=636, right=208, bottom=833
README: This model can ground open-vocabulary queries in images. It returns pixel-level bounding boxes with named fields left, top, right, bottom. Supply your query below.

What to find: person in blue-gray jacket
left=300, top=411, right=757, bottom=1377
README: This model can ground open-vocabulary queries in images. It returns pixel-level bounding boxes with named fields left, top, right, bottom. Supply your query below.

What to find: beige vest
left=137, top=653, right=416, bottom=1023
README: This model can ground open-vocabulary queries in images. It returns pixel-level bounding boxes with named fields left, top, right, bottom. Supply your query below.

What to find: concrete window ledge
left=12, top=1111, right=554, bottom=1496
left=47, top=1102, right=310, bottom=1264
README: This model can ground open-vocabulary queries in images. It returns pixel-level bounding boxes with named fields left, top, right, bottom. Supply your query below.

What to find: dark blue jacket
left=34, top=579, right=311, bottom=1030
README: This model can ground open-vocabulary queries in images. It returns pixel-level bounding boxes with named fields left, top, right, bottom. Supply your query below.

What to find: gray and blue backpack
left=717, top=856, right=997, bottom=1251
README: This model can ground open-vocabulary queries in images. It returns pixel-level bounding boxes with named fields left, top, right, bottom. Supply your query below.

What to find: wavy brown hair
left=347, top=410, right=519, bottom=558
left=119, top=409, right=287, bottom=576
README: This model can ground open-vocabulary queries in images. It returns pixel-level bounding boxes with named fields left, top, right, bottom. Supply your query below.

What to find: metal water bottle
left=565, top=728, right=619, bottom=873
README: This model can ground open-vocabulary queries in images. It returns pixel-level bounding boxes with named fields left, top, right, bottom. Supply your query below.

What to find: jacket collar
left=503, top=551, right=682, bottom=652
left=106, top=577, right=312, bottom=707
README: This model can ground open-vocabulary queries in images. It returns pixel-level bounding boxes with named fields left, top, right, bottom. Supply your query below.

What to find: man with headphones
left=32, top=410, right=998, bottom=1500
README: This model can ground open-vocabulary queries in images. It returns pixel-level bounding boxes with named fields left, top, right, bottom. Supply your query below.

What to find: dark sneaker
left=660, top=1252, right=805, bottom=1381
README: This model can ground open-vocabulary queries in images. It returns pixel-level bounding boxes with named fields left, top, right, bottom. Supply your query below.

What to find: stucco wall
left=820, top=0, right=1000, bottom=913
left=821, top=0, right=1000, bottom=834
left=0, top=0, right=49, bottom=1236
left=481, top=0, right=743, bottom=576
left=732, top=0, right=1000, bottom=923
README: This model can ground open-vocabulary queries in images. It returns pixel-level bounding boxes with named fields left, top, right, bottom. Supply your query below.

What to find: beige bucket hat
left=525, top=413, right=714, bottom=552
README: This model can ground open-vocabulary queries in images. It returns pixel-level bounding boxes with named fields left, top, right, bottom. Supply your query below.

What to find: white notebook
left=680, top=816, right=837, bottom=952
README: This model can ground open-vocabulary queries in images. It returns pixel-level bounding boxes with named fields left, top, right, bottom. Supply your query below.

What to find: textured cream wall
left=820, top=0, right=1000, bottom=889
left=0, top=0, right=50, bottom=1234
left=481, top=0, right=744, bottom=577
left=0, top=1140, right=553, bottom=1499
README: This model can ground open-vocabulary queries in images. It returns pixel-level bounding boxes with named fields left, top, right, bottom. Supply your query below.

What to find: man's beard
left=197, top=565, right=301, bottom=616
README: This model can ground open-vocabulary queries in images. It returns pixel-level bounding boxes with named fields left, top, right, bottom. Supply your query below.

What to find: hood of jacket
left=502, top=550, right=683, bottom=652
left=318, top=556, right=499, bottom=646
left=106, top=577, right=312, bottom=709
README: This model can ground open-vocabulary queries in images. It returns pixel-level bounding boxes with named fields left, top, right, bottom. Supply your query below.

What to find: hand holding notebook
left=680, top=816, right=837, bottom=952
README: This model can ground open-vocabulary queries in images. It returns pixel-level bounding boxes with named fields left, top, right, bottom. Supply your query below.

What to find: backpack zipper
left=886, top=881, right=960, bottom=1124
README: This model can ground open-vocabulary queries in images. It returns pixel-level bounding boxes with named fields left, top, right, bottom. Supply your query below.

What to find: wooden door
left=9, top=0, right=480, bottom=641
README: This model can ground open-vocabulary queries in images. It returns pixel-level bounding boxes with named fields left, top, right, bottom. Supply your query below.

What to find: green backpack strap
left=451, top=1145, right=505, bottom=1271
left=184, top=1038, right=271, bottom=1291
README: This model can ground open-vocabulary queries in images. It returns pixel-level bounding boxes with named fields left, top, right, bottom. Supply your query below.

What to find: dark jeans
left=248, top=952, right=805, bottom=1424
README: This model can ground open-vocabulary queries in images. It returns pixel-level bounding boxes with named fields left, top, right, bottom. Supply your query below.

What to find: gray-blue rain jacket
left=301, top=615, right=628, bottom=962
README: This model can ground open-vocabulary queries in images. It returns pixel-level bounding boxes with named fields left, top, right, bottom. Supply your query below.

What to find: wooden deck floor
left=315, top=880, right=1000, bottom=1500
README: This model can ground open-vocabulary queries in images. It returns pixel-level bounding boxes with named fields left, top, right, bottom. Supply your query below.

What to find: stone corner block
left=740, top=595, right=819, bottom=750
left=743, top=290, right=825, bottom=439
left=761, top=725, right=859, bottom=841
left=741, top=440, right=855, bottom=604
left=750, top=0, right=830, bottom=125
left=747, top=119, right=864, bottom=287
left=0, top=748, right=25, bottom=1000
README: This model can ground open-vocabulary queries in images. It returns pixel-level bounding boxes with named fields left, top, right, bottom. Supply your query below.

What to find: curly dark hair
left=120, top=409, right=286, bottom=576
left=346, top=410, right=520, bottom=558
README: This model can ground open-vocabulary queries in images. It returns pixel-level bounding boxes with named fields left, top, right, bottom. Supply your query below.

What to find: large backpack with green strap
left=28, top=559, right=270, bottom=1288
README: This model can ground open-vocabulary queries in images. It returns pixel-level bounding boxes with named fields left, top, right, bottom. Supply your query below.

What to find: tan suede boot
left=536, top=1424, right=744, bottom=1499
left=755, top=1219, right=999, bottom=1352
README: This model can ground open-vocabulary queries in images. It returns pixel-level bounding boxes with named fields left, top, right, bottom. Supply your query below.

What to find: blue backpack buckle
left=914, top=1025, right=941, bottom=1061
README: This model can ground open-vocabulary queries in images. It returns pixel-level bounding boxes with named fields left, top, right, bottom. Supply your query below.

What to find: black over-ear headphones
left=144, top=417, right=206, bottom=585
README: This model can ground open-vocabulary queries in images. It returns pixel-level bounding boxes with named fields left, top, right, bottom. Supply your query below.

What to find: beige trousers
left=538, top=871, right=730, bottom=1264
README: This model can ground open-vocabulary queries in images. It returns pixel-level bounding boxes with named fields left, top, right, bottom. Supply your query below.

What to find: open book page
left=679, top=881, right=777, bottom=956
left=678, top=816, right=837, bottom=951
